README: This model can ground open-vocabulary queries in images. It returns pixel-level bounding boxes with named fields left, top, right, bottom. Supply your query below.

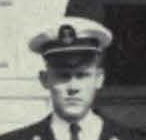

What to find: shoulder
left=94, top=111, right=141, bottom=140
left=0, top=115, right=53, bottom=140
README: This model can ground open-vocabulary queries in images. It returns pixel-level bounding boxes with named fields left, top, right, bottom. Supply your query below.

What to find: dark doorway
left=104, top=5, right=146, bottom=85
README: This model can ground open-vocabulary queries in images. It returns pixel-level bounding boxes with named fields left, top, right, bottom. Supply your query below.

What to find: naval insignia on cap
left=58, top=25, right=76, bottom=44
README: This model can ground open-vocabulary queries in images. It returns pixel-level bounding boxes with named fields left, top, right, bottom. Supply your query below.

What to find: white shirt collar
left=51, top=110, right=104, bottom=140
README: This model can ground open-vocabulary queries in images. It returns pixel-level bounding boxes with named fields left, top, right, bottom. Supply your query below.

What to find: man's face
left=42, top=62, right=104, bottom=121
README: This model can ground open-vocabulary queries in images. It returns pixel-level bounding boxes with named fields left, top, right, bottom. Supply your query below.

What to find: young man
left=0, top=17, right=134, bottom=140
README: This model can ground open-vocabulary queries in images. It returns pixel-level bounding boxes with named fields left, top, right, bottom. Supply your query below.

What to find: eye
left=55, top=72, right=71, bottom=80
left=76, top=72, right=90, bottom=78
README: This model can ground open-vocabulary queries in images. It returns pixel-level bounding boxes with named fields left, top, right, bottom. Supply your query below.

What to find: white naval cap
left=29, top=16, right=113, bottom=56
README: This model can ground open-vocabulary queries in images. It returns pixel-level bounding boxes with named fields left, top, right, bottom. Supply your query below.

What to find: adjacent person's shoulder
left=0, top=124, right=38, bottom=140
left=0, top=115, right=52, bottom=140
left=94, top=111, right=138, bottom=140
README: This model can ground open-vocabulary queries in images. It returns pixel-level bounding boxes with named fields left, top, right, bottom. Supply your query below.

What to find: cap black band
left=40, top=38, right=99, bottom=56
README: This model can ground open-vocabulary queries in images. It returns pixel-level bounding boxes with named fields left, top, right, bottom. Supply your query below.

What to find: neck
left=54, top=110, right=91, bottom=124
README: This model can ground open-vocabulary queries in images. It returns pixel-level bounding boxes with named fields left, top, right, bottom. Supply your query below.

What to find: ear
left=39, top=70, right=49, bottom=89
left=95, top=69, right=105, bottom=90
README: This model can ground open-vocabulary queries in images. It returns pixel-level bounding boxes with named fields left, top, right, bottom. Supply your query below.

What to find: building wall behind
left=0, top=0, right=69, bottom=134
left=1, top=0, right=146, bottom=135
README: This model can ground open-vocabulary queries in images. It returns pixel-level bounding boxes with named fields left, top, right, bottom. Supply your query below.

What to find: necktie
left=70, top=123, right=81, bottom=140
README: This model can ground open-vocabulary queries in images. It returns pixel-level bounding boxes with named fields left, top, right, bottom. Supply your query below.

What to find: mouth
left=64, top=98, right=83, bottom=105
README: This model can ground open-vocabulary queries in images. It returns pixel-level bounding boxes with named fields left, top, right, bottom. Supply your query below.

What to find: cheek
left=50, top=87, right=65, bottom=109
left=80, top=76, right=97, bottom=90
left=53, top=83, right=68, bottom=92
left=79, top=77, right=97, bottom=101
left=50, top=83, right=68, bottom=99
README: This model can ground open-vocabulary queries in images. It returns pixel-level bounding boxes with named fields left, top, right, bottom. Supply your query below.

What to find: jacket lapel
left=36, top=114, right=55, bottom=140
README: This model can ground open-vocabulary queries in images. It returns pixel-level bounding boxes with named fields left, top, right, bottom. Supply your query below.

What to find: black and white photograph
left=0, top=0, right=146, bottom=140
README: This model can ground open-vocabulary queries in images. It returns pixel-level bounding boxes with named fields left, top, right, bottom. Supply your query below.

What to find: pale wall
left=0, top=0, right=68, bottom=134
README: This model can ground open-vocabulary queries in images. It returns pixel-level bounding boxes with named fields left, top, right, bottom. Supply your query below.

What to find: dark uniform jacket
left=0, top=114, right=140, bottom=140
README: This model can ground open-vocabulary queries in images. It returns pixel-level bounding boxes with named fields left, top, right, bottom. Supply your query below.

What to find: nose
left=67, top=89, right=79, bottom=96
left=67, top=77, right=79, bottom=96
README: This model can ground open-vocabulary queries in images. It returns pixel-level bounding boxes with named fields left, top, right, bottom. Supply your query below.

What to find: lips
left=64, top=97, right=83, bottom=105
left=65, top=97, right=82, bottom=101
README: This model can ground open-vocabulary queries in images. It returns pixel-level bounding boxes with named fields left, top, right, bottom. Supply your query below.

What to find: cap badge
left=58, top=25, right=76, bottom=44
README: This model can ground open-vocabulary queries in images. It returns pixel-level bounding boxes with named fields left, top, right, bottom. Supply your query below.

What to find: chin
left=63, top=106, right=88, bottom=121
